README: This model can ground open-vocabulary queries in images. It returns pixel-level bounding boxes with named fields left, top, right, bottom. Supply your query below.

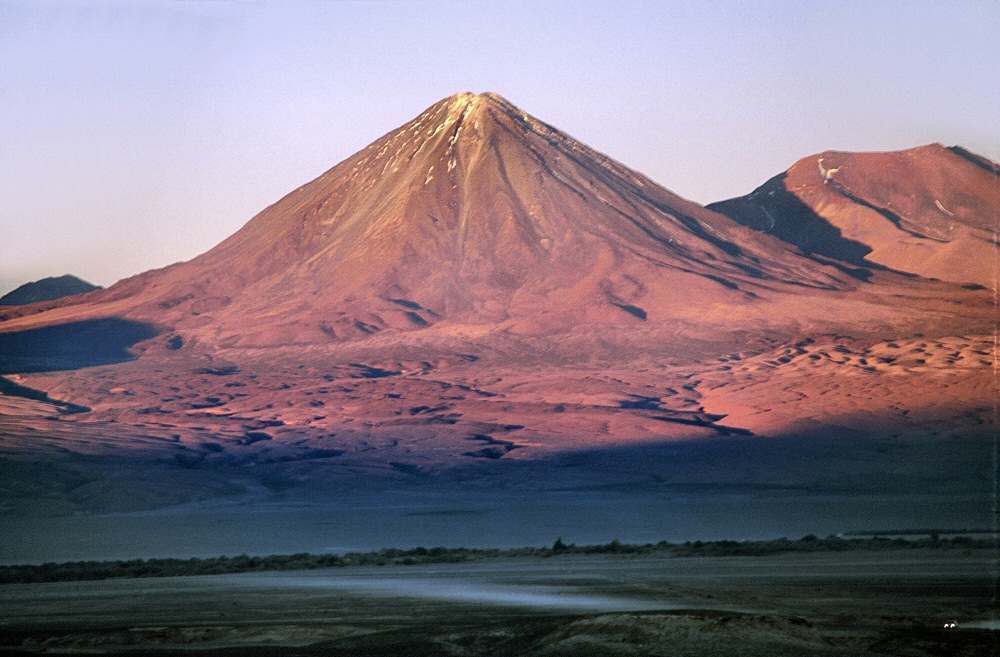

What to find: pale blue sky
left=2, top=0, right=998, bottom=295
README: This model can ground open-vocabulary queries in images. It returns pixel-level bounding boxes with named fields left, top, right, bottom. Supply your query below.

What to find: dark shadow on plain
left=0, top=318, right=160, bottom=373
left=434, top=415, right=996, bottom=500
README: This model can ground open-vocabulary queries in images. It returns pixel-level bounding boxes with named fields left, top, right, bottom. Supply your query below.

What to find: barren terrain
left=0, top=93, right=996, bottom=568
left=2, top=548, right=995, bottom=656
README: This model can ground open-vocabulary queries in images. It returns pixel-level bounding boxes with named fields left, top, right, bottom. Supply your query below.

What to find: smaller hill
left=0, top=275, right=101, bottom=306
left=708, top=144, right=1000, bottom=289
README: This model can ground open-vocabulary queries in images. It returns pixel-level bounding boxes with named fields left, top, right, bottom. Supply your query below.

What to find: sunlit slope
left=5, top=93, right=965, bottom=353
left=710, top=144, right=1000, bottom=289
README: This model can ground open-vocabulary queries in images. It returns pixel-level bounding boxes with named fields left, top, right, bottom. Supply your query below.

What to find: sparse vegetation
left=0, top=534, right=991, bottom=585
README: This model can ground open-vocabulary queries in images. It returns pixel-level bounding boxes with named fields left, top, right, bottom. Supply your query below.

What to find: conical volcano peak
left=10, top=91, right=967, bottom=351
left=435, top=91, right=511, bottom=111
left=432, top=92, right=492, bottom=131
left=438, top=91, right=490, bottom=109
left=433, top=91, right=481, bottom=116
left=418, top=91, right=555, bottom=143
left=418, top=91, right=521, bottom=138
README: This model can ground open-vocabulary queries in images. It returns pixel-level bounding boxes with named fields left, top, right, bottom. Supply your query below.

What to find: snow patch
left=934, top=199, right=955, bottom=217
left=817, top=157, right=841, bottom=182
left=761, top=206, right=777, bottom=232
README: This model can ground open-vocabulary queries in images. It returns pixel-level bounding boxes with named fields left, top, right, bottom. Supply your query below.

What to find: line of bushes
left=0, top=534, right=990, bottom=585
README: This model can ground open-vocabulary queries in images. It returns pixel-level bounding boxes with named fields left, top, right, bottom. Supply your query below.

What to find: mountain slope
left=1, top=92, right=919, bottom=351
left=709, top=144, right=1000, bottom=289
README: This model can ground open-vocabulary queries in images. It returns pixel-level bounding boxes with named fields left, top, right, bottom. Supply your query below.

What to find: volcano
left=709, top=143, right=1000, bottom=289
left=2, top=93, right=971, bottom=348
left=0, top=93, right=995, bottom=520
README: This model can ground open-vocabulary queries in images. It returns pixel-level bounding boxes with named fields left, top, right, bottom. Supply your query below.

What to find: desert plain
left=2, top=546, right=997, bottom=656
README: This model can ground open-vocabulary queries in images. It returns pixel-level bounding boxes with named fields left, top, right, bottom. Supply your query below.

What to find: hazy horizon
left=2, top=0, right=998, bottom=296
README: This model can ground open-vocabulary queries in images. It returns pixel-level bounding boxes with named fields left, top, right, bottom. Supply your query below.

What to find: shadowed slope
left=708, top=173, right=876, bottom=269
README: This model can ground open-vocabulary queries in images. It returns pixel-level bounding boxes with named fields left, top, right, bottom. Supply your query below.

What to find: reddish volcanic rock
left=709, top=144, right=1000, bottom=289
left=0, top=94, right=995, bottom=515
left=1, top=92, right=928, bottom=350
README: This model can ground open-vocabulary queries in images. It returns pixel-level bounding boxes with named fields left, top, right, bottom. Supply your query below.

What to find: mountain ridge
left=709, top=143, right=1000, bottom=289
left=1, top=92, right=891, bottom=349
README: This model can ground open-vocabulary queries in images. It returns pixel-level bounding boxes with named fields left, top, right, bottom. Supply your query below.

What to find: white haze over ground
left=1, top=0, right=998, bottom=295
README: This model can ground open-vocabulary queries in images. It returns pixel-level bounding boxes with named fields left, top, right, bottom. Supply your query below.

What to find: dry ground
left=2, top=548, right=996, bottom=656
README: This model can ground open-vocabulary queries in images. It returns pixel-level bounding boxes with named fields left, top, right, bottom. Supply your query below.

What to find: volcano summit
left=4, top=92, right=975, bottom=348
left=0, top=93, right=995, bottom=527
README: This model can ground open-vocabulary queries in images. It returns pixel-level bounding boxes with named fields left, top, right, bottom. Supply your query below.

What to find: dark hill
left=0, top=275, right=100, bottom=306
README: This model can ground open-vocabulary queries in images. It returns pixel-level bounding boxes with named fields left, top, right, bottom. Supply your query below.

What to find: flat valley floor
left=2, top=548, right=997, bottom=656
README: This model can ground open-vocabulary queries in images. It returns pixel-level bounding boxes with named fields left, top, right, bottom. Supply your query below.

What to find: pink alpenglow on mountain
left=0, top=93, right=995, bottom=516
